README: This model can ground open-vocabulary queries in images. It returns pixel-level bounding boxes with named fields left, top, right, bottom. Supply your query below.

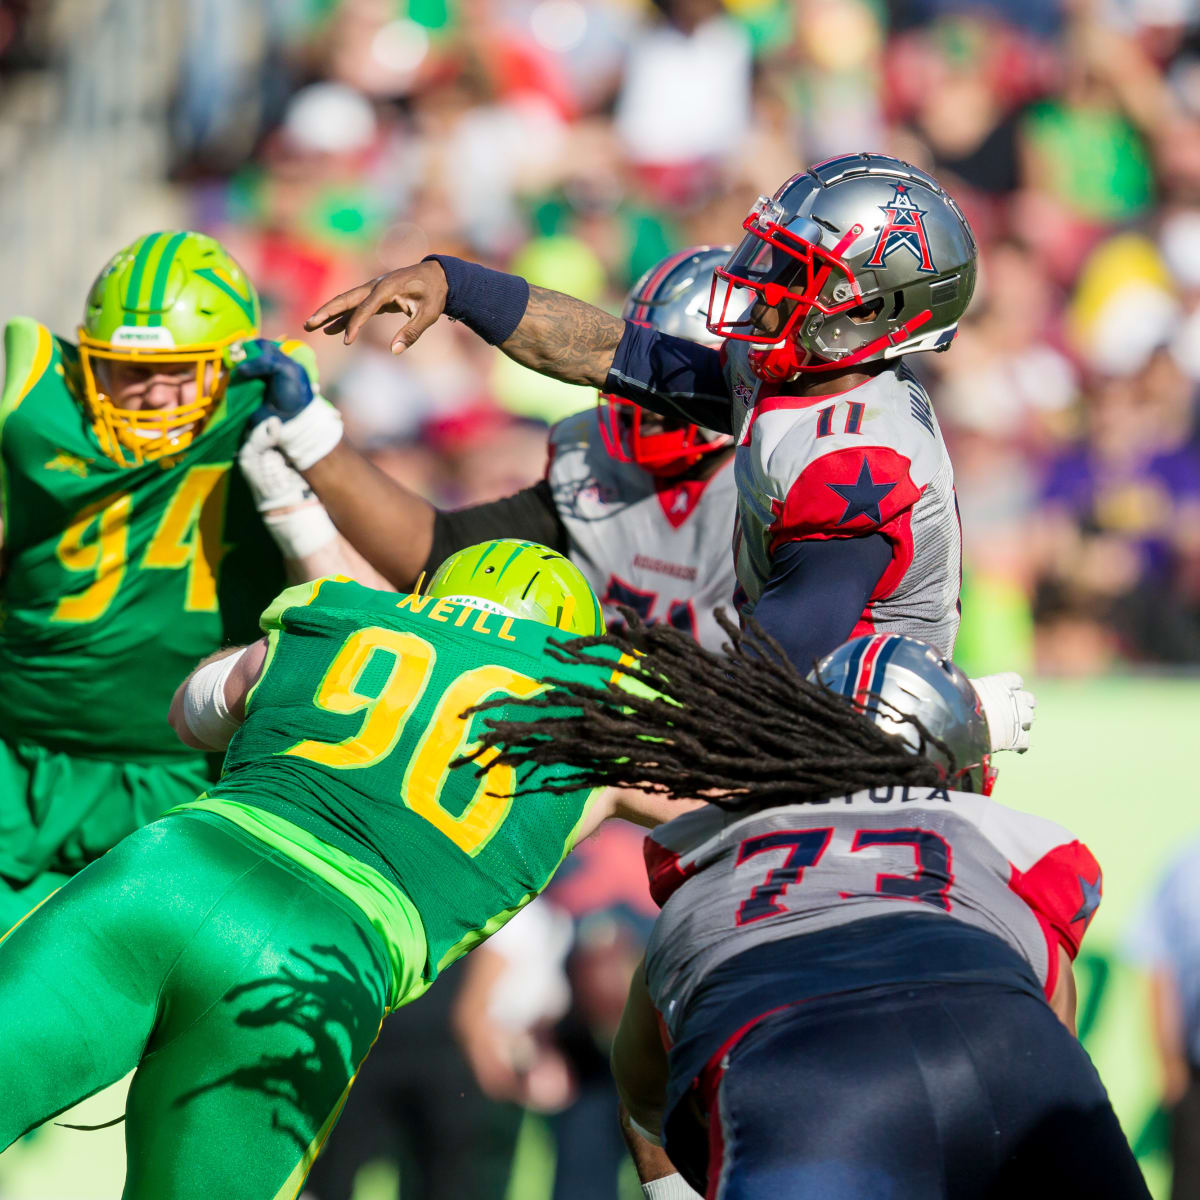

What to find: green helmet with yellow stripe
left=78, top=230, right=261, bottom=465
left=426, top=540, right=604, bottom=636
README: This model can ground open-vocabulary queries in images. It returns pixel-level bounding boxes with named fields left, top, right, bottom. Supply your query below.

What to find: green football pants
left=0, top=810, right=392, bottom=1200
left=0, top=735, right=212, bottom=933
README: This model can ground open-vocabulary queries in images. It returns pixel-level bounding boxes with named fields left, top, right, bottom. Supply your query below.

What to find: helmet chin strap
left=749, top=309, right=934, bottom=382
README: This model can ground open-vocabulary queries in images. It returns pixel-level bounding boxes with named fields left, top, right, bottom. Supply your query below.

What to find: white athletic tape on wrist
left=238, top=436, right=311, bottom=513
left=183, top=649, right=248, bottom=751
left=270, top=397, right=344, bottom=471
left=642, top=1174, right=703, bottom=1200
left=263, top=504, right=339, bottom=560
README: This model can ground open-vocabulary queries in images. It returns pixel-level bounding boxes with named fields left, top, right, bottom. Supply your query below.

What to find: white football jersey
left=723, top=342, right=961, bottom=656
left=546, top=410, right=738, bottom=651
left=643, top=787, right=1102, bottom=1040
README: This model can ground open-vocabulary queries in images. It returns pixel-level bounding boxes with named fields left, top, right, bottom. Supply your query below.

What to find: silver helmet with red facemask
left=708, top=154, right=977, bottom=383
left=598, top=246, right=733, bottom=477
left=811, top=634, right=995, bottom=795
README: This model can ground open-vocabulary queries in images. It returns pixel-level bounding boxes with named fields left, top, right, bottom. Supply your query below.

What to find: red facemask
left=597, top=396, right=729, bottom=478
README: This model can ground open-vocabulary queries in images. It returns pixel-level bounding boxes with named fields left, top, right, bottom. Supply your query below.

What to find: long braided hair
left=464, top=610, right=954, bottom=811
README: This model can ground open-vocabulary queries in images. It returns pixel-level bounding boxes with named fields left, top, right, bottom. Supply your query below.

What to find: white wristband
left=642, top=1174, right=703, bottom=1200
left=183, top=649, right=248, bottom=751
left=266, top=397, right=344, bottom=471
left=263, top=504, right=339, bottom=560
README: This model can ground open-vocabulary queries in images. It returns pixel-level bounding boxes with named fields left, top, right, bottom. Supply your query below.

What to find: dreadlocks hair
left=461, top=609, right=957, bottom=812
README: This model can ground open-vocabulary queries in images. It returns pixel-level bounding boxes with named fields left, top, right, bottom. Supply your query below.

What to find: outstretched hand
left=304, top=260, right=449, bottom=353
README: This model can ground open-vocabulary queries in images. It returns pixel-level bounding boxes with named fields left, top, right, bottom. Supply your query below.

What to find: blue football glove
left=232, top=337, right=343, bottom=470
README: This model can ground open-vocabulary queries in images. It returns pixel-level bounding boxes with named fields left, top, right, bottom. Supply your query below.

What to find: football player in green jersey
left=0, top=540, right=675, bottom=1200
left=0, top=230, right=366, bottom=929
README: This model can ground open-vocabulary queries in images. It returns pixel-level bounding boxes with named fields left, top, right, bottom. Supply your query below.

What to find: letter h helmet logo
left=865, top=183, right=937, bottom=274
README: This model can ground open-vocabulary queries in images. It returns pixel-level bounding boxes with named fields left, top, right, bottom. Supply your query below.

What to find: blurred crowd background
left=1, top=1, right=1200, bottom=1198
left=5, top=0, right=1200, bottom=677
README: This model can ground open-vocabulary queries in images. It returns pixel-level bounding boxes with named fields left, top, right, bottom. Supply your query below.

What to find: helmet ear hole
left=847, top=298, right=884, bottom=323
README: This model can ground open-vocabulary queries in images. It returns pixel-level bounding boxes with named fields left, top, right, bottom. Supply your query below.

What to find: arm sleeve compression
left=422, top=480, right=570, bottom=574
left=605, top=321, right=732, bottom=434
left=751, top=534, right=893, bottom=674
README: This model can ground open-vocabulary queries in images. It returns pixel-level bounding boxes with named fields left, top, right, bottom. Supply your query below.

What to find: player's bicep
left=225, top=638, right=269, bottom=719
left=169, top=639, right=268, bottom=750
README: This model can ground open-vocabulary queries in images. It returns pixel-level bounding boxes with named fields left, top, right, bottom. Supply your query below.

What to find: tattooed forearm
left=500, top=286, right=626, bottom=389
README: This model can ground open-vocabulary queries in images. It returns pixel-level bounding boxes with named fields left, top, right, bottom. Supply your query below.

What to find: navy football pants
left=698, top=983, right=1150, bottom=1200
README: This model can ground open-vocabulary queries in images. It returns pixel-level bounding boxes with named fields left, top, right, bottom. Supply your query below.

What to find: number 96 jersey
left=213, top=577, right=624, bottom=987
left=546, top=410, right=738, bottom=651
left=0, top=318, right=288, bottom=761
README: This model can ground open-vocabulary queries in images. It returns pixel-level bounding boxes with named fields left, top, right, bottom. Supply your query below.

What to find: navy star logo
left=1071, top=872, right=1102, bottom=925
left=827, top=459, right=896, bottom=526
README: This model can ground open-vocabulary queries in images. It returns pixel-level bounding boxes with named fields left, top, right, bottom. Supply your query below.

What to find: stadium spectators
left=156, top=0, right=1200, bottom=676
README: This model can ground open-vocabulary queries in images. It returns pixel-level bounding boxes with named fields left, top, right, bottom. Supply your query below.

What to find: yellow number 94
left=285, top=627, right=541, bottom=857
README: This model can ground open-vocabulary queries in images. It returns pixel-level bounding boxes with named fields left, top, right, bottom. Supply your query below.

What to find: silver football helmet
left=599, top=245, right=733, bottom=476
left=811, top=633, right=995, bottom=794
left=708, top=153, right=977, bottom=382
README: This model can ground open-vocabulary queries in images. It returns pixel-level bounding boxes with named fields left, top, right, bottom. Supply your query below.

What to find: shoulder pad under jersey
left=1, top=318, right=59, bottom=425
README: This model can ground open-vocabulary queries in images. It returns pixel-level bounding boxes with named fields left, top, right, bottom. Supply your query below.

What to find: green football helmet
left=78, top=231, right=261, bottom=465
left=425, top=540, right=604, bottom=636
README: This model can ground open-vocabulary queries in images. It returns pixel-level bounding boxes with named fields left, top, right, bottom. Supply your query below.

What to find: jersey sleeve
left=422, top=481, right=569, bottom=575
left=1009, top=840, right=1103, bottom=961
left=258, top=575, right=354, bottom=632
left=605, top=321, right=732, bottom=434
left=749, top=535, right=893, bottom=671
left=768, top=444, right=923, bottom=551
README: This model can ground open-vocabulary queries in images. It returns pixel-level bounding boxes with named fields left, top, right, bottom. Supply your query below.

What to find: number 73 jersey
left=642, top=787, right=1103, bottom=1043
left=0, top=318, right=286, bottom=760
left=728, top=349, right=961, bottom=656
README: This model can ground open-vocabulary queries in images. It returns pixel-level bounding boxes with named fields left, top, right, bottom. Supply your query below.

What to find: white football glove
left=253, top=402, right=344, bottom=472
left=238, top=422, right=338, bottom=559
left=971, top=672, right=1036, bottom=754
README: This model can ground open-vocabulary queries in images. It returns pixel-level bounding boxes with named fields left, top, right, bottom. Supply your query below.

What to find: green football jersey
left=214, top=577, right=623, bottom=981
left=0, top=317, right=300, bottom=761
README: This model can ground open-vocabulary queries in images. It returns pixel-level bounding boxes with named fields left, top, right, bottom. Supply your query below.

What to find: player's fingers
left=304, top=283, right=376, bottom=333
left=390, top=304, right=440, bottom=355
left=342, top=278, right=419, bottom=346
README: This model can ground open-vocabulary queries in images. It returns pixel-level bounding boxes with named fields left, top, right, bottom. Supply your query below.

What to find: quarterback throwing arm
left=305, top=261, right=890, bottom=669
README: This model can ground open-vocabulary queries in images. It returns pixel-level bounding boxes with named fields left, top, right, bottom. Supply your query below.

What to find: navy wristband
left=424, top=254, right=531, bottom=346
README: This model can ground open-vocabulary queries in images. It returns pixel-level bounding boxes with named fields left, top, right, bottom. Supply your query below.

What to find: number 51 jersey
left=643, top=786, right=1102, bottom=1042
left=547, top=410, right=738, bottom=651
left=726, top=344, right=961, bottom=656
